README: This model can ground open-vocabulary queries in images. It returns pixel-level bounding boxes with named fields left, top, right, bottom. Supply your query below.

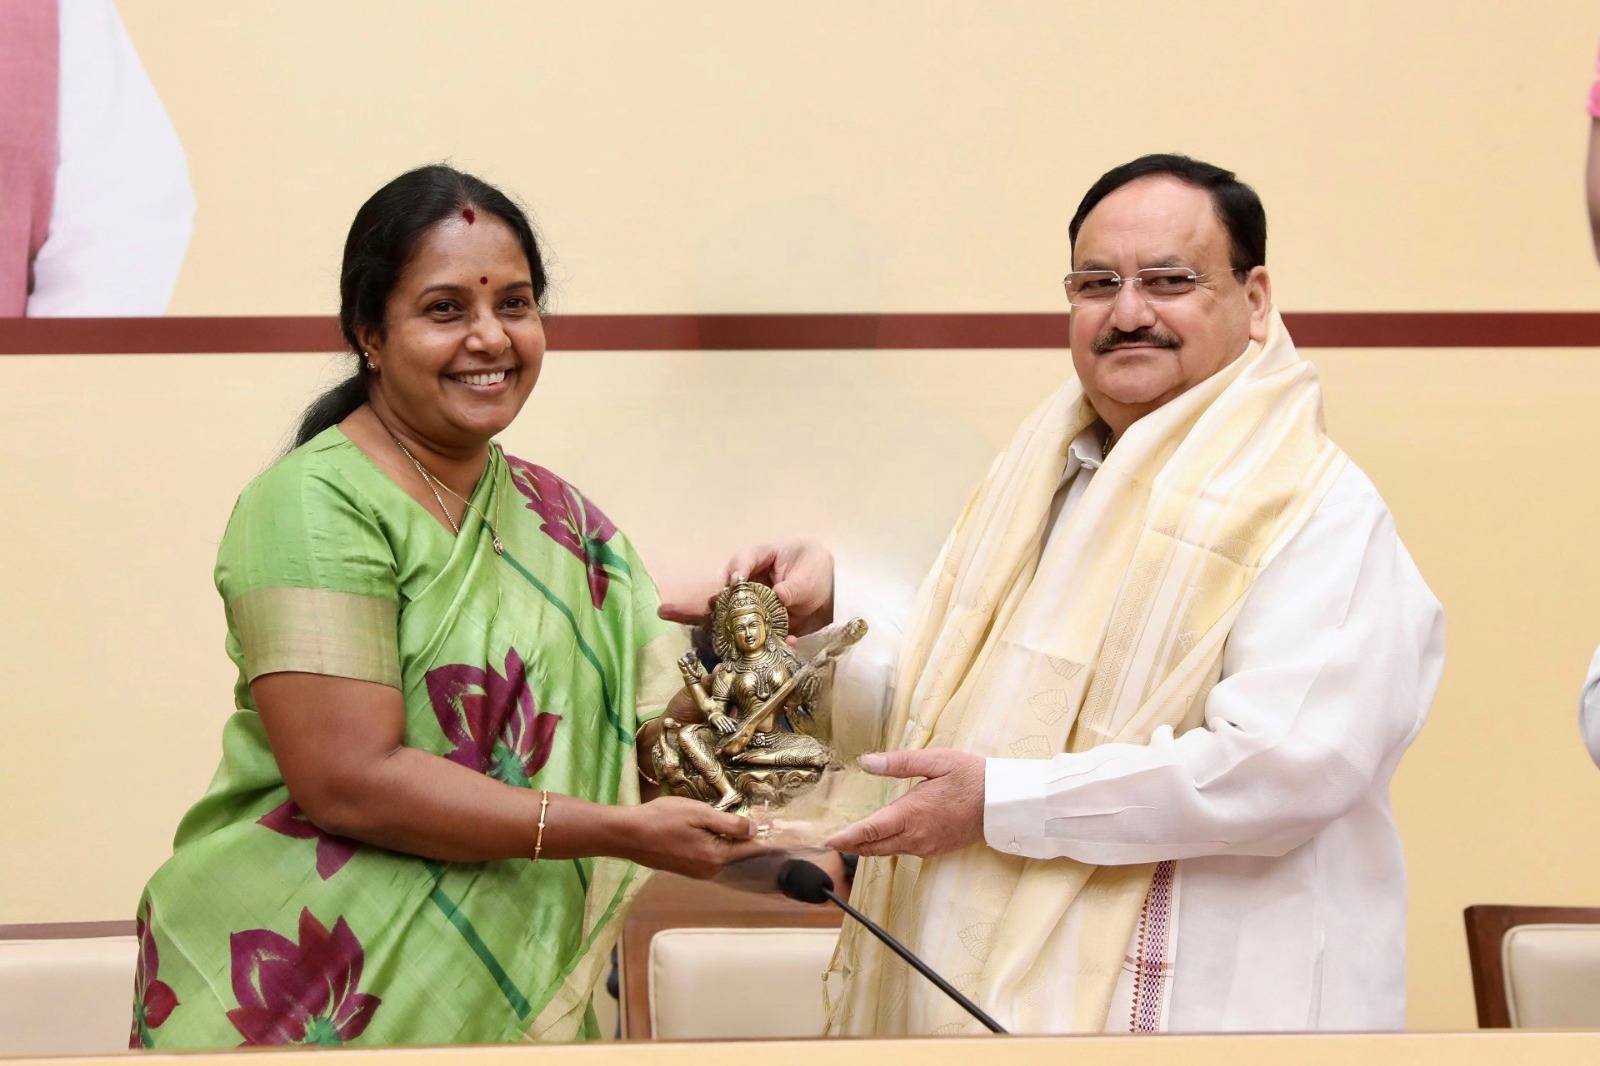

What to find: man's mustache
left=1092, top=327, right=1180, bottom=355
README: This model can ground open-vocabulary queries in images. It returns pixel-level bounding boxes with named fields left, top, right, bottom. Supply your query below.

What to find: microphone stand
left=819, top=885, right=1007, bottom=1034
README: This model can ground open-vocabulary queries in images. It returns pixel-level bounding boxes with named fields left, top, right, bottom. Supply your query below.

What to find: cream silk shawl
left=825, top=311, right=1349, bottom=1035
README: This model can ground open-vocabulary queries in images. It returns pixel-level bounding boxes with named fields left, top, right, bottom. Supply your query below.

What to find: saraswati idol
left=651, top=581, right=866, bottom=815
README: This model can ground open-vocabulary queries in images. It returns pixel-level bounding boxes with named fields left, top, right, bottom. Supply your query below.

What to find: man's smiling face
left=1068, top=175, right=1271, bottom=431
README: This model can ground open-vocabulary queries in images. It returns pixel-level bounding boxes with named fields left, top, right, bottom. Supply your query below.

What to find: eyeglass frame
left=1061, top=265, right=1251, bottom=307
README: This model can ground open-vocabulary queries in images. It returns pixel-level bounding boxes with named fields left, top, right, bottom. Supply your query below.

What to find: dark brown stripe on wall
left=0, top=316, right=342, bottom=354
left=0, top=920, right=136, bottom=939
left=3, top=312, right=1600, bottom=355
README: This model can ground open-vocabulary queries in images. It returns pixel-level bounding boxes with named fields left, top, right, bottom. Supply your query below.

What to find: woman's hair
left=289, top=164, right=549, bottom=449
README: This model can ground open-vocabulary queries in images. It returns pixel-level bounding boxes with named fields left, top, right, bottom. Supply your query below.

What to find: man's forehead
left=1072, top=177, right=1225, bottom=266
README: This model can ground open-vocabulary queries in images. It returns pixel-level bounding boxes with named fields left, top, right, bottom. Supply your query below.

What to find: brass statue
left=652, top=581, right=867, bottom=814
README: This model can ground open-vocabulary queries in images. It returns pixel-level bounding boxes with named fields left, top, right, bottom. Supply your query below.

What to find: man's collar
left=1066, top=422, right=1110, bottom=472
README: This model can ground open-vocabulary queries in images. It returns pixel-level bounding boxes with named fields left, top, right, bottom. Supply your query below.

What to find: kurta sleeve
left=1580, top=645, right=1600, bottom=768
left=216, top=455, right=401, bottom=687
left=984, top=475, right=1445, bottom=864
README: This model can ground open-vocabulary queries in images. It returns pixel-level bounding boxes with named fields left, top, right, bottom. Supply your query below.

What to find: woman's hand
left=614, top=797, right=769, bottom=879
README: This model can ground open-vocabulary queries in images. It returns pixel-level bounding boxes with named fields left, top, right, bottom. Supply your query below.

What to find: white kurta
left=26, top=0, right=194, bottom=317
left=830, top=426, right=1444, bottom=1032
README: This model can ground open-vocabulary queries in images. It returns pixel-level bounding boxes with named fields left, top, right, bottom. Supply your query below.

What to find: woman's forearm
left=307, top=743, right=762, bottom=878
left=302, top=743, right=634, bottom=863
left=257, top=671, right=640, bottom=864
left=298, top=742, right=764, bottom=880
left=255, top=671, right=760, bottom=876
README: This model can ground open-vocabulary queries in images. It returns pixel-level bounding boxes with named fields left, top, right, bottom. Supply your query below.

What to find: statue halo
left=711, top=581, right=790, bottom=661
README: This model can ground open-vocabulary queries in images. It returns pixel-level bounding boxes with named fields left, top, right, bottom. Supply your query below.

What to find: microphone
left=777, top=858, right=1007, bottom=1034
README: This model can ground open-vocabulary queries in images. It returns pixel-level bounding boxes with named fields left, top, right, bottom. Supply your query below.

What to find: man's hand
left=724, top=541, right=834, bottom=636
left=824, top=749, right=986, bottom=858
left=658, top=540, right=835, bottom=636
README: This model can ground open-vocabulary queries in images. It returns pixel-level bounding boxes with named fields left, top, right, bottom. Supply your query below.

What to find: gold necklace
left=377, top=419, right=505, bottom=555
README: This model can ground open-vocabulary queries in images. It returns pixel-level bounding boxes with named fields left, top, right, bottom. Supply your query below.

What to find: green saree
left=131, top=427, right=683, bottom=1049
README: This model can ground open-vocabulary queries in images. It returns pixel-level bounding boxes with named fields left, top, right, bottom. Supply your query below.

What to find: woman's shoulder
left=217, top=428, right=399, bottom=596
left=236, top=428, right=372, bottom=507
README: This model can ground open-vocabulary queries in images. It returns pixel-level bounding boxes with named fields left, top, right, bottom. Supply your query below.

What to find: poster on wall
left=1, top=0, right=194, bottom=318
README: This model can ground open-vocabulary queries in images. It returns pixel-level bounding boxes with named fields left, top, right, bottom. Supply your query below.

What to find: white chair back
left=646, top=926, right=839, bottom=1040
left=1503, top=923, right=1600, bottom=1028
left=0, top=924, right=138, bottom=1056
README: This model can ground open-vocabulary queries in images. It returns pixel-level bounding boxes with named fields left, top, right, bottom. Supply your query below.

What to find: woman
left=130, top=165, right=763, bottom=1049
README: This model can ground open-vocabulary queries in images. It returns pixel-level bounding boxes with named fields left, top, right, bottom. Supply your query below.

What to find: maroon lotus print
left=506, top=457, right=629, bottom=609
left=129, top=900, right=178, bottom=1048
left=259, top=800, right=360, bottom=880
left=227, top=909, right=381, bottom=1046
left=427, top=647, right=560, bottom=787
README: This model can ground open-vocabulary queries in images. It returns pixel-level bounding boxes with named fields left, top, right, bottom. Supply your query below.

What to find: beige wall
left=4, top=0, right=1600, bottom=1037
left=122, top=0, right=1600, bottom=315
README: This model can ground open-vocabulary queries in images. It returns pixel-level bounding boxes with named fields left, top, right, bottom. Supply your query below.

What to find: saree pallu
left=131, top=428, right=683, bottom=1048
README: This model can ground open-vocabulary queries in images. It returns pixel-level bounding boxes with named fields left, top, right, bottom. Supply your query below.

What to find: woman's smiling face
left=361, top=212, right=544, bottom=455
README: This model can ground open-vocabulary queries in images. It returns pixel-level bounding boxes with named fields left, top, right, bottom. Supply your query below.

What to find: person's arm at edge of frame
left=1579, top=646, right=1600, bottom=768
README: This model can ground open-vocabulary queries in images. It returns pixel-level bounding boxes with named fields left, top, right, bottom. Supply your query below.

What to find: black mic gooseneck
left=777, top=859, right=1007, bottom=1034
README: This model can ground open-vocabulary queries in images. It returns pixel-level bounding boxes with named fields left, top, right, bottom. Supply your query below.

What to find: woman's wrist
left=534, top=793, right=628, bottom=863
left=580, top=799, right=638, bottom=864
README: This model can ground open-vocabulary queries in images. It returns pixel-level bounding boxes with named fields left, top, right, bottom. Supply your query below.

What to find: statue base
left=649, top=753, right=827, bottom=817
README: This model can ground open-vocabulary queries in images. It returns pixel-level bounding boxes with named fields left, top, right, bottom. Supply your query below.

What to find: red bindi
left=480, top=276, right=488, bottom=285
left=462, top=208, right=476, bottom=224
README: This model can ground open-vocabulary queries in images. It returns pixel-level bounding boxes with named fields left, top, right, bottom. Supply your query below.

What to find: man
left=663, top=154, right=1443, bottom=1035
left=1, top=0, right=194, bottom=316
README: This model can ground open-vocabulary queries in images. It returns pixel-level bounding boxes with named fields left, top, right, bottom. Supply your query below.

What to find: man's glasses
left=1062, top=267, right=1239, bottom=307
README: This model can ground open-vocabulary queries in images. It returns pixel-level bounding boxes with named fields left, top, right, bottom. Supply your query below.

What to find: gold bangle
left=533, top=790, right=549, bottom=862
